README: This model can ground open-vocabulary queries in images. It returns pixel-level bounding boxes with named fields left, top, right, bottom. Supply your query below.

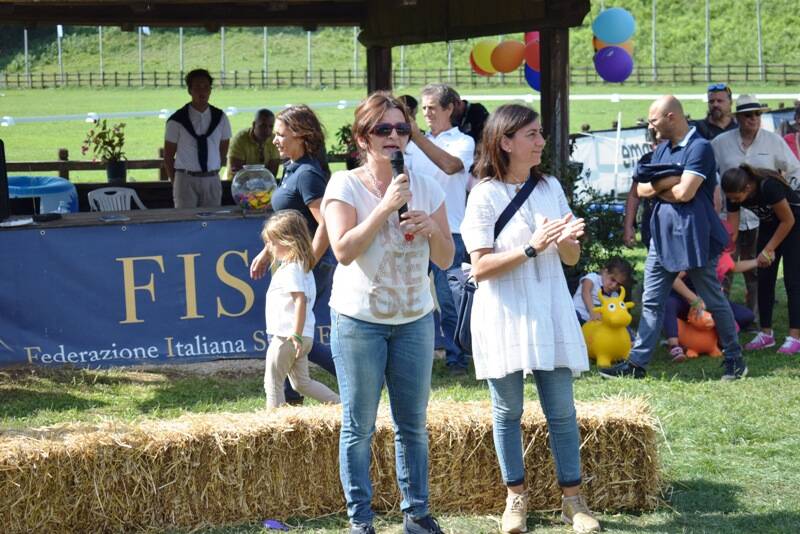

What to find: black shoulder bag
left=455, top=176, right=538, bottom=354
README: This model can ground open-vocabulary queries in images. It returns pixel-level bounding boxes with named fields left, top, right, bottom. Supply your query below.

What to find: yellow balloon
left=472, top=40, right=498, bottom=74
left=593, top=36, right=634, bottom=56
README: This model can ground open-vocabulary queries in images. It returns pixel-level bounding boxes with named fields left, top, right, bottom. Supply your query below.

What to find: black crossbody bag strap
left=454, top=174, right=538, bottom=355
left=493, top=174, right=538, bottom=240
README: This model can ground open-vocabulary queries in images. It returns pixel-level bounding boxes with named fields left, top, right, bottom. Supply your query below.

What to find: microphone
left=391, top=150, right=414, bottom=242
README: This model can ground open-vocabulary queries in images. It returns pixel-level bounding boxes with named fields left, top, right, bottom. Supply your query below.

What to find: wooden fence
left=5, top=149, right=348, bottom=181
left=3, top=64, right=800, bottom=89
left=6, top=149, right=168, bottom=181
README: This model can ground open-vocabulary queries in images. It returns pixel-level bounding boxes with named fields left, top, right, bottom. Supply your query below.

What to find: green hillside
left=1, top=0, right=799, bottom=75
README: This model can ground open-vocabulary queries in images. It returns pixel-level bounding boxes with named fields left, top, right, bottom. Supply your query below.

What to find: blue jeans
left=432, top=233, right=467, bottom=368
left=285, top=257, right=337, bottom=401
left=629, top=244, right=742, bottom=368
left=331, top=310, right=435, bottom=525
left=487, top=368, right=582, bottom=488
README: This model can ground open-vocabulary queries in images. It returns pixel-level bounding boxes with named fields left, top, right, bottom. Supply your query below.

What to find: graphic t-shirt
left=726, top=177, right=800, bottom=223
left=322, top=169, right=445, bottom=325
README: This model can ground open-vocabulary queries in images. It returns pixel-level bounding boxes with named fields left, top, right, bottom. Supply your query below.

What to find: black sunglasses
left=739, top=111, right=762, bottom=118
left=372, top=122, right=411, bottom=137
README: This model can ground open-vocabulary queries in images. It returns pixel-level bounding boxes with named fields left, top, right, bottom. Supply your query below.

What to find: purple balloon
left=524, top=64, right=541, bottom=92
left=594, top=46, right=633, bottom=83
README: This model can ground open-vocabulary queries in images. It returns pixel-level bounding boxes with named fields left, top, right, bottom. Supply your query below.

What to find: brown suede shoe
left=561, top=494, right=600, bottom=533
left=501, top=491, right=528, bottom=533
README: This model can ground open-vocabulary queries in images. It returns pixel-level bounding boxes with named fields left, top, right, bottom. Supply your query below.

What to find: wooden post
left=540, top=29, right=570, bottom=180
left=57, top=149, right=70, bottom=180
left=158, top=147, right=167, bottom=181
left=367, top=46, right=392, bottom=93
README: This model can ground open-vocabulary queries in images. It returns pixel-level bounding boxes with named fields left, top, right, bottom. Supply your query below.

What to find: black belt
left=176, top=169, right=220, bottom=177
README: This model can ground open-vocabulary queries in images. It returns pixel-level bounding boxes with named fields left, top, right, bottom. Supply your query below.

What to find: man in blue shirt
left=600, top=96, right=747, bottom=380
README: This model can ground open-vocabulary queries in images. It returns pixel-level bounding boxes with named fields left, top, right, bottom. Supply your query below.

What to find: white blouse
left=460, top=175, right=589, bottom=379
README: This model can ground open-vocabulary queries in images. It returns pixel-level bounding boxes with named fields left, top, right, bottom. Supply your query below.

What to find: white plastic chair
left=87, top=187, right=147, bottom=212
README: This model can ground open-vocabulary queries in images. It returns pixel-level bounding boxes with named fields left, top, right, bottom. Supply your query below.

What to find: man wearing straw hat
left=711, top=94, right=800, bottom=351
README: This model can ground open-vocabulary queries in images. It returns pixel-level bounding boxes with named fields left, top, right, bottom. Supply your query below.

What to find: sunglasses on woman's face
left=372, top=122, right=412, bottom=137
left=740, top=111, right=762, bottom=119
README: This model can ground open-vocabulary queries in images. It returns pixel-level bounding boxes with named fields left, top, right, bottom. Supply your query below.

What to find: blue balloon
left=594, top=46, right=633, bottom=83
left=525, top=64, right=541, bottom=92
left=592, top=7, right=636, bottom=44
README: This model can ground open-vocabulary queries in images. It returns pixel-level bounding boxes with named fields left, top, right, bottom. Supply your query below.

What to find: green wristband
left=292, top=333, right=303, bottom=342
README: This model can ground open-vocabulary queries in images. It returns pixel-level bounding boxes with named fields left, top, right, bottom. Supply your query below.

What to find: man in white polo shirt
left=405, top=83, right=475, bottom=375
left=164, top=69, right=232, bottom=208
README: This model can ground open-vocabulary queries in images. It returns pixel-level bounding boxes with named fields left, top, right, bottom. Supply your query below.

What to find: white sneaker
left=562, top=494, right=600, bottom=533
left=501, top=491, right=528, bottom=533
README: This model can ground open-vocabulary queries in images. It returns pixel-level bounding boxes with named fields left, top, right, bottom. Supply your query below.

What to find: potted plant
left=82, top=119, right=127, bottom=185
left=330, top=124, right=360, bottom=170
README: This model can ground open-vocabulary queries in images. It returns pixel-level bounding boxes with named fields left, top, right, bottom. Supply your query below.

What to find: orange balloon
left=469, top=52, right=493, bottom=76
left=524, top=41, right=540, bottom=71
left=593, top=36, right=634, bottom=55
left=490, top=40, right=525, bottom=73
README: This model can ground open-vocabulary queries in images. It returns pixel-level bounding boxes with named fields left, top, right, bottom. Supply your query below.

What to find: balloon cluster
left=523, top=32, right=541, bottom=92
left=469, top=32, right=541, bottom=92
left=591, top=7, right=635, bottom=83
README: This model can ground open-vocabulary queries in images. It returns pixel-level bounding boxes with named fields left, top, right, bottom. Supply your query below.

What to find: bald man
left=600, top=96, right=747, bottom=381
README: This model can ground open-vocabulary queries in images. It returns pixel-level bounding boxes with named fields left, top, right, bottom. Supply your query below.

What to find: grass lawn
left=2, top=245, right=800, bottom=533
left=3, top=82, right=800, bottom=532
left=1, top=83, right=798, bottom=182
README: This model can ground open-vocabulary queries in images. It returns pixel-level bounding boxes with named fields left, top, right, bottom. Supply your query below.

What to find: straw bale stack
left=0, top=398, right=659, bottom=533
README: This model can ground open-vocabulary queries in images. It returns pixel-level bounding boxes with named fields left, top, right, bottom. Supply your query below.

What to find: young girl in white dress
left=261, top=210, right=340, bottom=409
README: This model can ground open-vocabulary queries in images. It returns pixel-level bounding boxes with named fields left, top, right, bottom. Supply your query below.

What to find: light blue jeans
left=629, top=244, right=742, bottom=368
left=487, top=368, right=582, bottom=488
left=330, top=310, right=435, bottom=526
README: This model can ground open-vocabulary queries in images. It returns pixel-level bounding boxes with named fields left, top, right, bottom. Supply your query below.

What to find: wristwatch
left=523, top=244, right=538, bottom=258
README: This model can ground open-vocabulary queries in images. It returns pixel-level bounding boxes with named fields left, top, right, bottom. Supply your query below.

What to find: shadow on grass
left=597, top=478, right=800, bottom=533
left=0, top=365, right=173, bottom=386
left=168, top=479, right=800, bottom=533
left=0, top=387, right=106, bottom=418
left=590, top=348, right=800, bottom=384
left=134, top=375, right=263, bottom=414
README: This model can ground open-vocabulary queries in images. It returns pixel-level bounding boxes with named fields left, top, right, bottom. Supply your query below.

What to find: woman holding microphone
left=323, top=92, right=453, bottom=534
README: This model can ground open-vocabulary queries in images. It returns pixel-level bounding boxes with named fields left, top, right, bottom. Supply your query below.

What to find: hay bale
left=0, top=398, right=659, bottom=533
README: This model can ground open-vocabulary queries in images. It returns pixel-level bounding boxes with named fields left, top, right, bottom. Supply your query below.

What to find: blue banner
left=0, top=217, right=331, bottom=368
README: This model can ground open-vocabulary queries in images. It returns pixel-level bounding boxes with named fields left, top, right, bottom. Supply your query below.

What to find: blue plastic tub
left=8, top=176, right=78, bottom=213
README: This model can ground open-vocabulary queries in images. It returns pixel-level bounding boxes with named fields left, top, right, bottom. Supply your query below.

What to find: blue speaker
left=0, top=139, right=9, bottom=221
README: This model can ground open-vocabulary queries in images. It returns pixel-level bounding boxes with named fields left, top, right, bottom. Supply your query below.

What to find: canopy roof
left=0, top=0, right=590, bottom=46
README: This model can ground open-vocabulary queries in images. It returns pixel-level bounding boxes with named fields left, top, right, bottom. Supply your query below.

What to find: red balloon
left=469, top=52, right=493, bottom=76
left=524, top=31, right=540, bottom=44
left=524, top=41, right=540, bottom=71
